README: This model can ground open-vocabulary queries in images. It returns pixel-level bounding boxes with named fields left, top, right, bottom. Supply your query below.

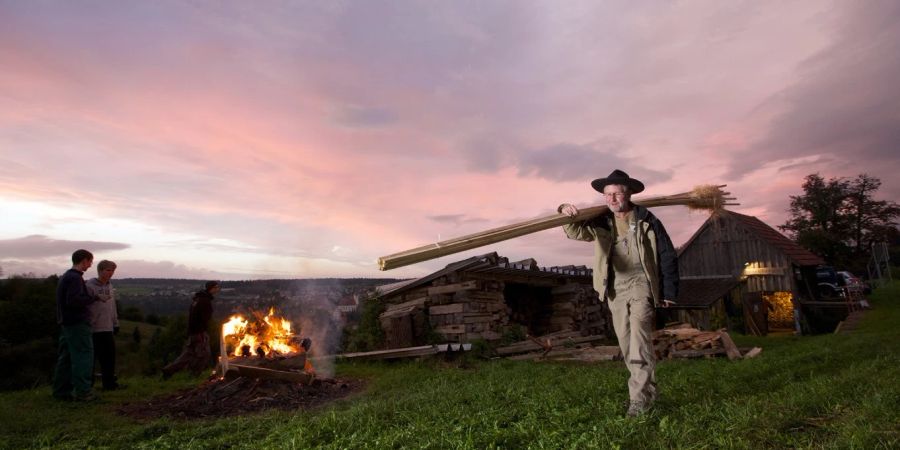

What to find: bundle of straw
left=378, top=184, right=736, bottom=271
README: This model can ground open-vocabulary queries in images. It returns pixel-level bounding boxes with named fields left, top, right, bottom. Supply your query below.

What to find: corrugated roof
left=674, top=277, right=741, bottom=308
left=724, top=211, right=825, bottom=266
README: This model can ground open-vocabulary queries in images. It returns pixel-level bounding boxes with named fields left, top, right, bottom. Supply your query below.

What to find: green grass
left=2, top=284, right=898, bottom=449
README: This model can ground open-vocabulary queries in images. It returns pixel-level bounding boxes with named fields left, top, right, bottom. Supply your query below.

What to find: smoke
left=285, top=279, right=356, bottom=379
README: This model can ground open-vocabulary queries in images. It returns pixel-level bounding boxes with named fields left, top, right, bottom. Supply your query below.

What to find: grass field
left=1, top=283, right=897, bottom=449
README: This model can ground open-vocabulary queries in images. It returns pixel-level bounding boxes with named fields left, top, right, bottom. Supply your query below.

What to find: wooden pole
left=378, top=185, right=736, bottom=271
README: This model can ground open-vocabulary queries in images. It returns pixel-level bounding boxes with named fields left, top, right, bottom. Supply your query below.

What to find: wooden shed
left=674, top=210, right=826, bottom=334
left=374, top=252, right=612, bottom=348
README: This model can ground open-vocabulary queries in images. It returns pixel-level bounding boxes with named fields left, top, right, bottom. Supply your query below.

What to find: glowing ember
left=222, top=307, right=301, bottom=358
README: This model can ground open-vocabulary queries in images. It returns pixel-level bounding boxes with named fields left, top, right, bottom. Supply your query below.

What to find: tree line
left=779, top=173, right=899, bottom=273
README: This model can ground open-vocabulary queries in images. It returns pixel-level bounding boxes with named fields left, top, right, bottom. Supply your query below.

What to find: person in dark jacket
left=162, top=281, right=220, bottom=378
left=52, top=249, right=99, bottom=401
left=559, top=170, right=679, bottom=417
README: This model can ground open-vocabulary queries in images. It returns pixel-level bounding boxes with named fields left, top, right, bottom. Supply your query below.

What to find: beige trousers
left=608, top=295, right=657, bottom=404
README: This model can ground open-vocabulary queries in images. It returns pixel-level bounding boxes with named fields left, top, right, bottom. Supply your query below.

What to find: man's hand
left=558, top=203, right=579, bottom=217
left=662, top=300, right=677, bottom=308
left=114, top=326, right=120, bottom=335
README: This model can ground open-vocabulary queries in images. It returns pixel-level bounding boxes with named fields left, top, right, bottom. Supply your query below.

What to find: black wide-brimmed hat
left=591, top=169, right=645, bottom=194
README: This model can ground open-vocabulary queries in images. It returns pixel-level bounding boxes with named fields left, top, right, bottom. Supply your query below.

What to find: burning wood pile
left=219, top=307, right=316, bottom=383
left=653, top=323, right=762, bottom=360
left=119, top=307, right=366, bottom=420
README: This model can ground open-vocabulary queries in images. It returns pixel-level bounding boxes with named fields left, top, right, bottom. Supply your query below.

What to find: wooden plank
left=462, top=314, right=494, bottom=324
left=743, top=267, right=786, bottom=276
left=226, top=364, right=314, bottom=384
left=495, top=334, right=605, bottom=355
left=385, top=296, right=428, bottom=312
left=430, top=303, right=465, bottom=315
left=379, top=304, right=419, bottom=320
left=427, top=280, right=478, bottom=295
left=717, top=331, right=742, bottom=360
left=669, top=348, right=726, bottom=359
left=742, top=347, right=762, bottom=359
left=434, top=324, right=466, bottom=334
left=338, top=345, right=439, bottom=360
left=378, top=186, right=734, bottom=270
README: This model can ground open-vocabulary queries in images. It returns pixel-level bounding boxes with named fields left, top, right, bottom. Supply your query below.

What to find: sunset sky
left=1, top=1, right=898, bottom=280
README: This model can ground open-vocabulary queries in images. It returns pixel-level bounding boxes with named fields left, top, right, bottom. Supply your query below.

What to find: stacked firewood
left=652, top=324, right=760, bottom=360
left=542, top=283, right=609, bottom=335
left=428, top=280, right=508, bottom=342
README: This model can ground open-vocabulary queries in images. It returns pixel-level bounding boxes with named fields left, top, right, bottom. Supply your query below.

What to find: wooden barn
left=374, top=252, right=612, bottom=348
left=668, top=210, right=826, bottom=335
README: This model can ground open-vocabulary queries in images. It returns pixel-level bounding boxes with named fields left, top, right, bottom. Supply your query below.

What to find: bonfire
left=219, top=307, right=314, bottom=380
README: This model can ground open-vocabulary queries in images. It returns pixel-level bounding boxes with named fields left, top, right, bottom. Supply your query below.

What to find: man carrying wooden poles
left=559, top=170, right=678, bottom=417
left=378, top=171, right=734, bottom=415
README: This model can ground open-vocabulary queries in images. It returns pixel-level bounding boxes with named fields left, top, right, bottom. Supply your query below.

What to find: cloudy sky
left=1, top=0, right=898, bottom=280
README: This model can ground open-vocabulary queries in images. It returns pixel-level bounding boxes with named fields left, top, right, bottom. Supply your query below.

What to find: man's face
left=99, top=267, right=116, bottom=283
left=603, top=184, right=631, bottom=213
left=78, top=258, right=93, bottom=272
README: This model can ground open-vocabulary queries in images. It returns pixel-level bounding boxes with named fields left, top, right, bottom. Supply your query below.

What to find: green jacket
left=563, top=205, right=679, bottom=306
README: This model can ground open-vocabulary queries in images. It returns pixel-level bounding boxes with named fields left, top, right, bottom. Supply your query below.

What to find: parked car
left=837, top=271, right=870, bottom=295
left=815, top=266, right=845, bottom=299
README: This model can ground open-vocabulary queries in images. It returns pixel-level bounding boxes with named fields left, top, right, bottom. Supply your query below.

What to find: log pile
left=653, top=324, right=761, bottom=360
left=427, top=280, right=509, bottom=342
left=545, top=284, right=608, bottom=335
left=379, top=279, right=511, bottom=344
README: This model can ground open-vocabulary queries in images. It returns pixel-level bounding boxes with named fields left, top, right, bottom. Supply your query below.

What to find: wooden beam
left=670, top=348, right=726, bottom=358
left=717, top=331, right=742, bottom=360
left=378, top=185, right=735, bottom=270
left=427, top=280, right=478, bottom=295
left=226, top=364, right=314, bottom=384
left=337, top=345, right=439, bottom=360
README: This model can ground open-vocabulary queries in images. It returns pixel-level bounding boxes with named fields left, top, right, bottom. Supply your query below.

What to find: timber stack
left=652, top=323, right=761, bottom=360
left=546, top=283, right=607, bottom=336
left=375, top=252, right=613, bottom=348
left=379, top=277, right=510, bottom=345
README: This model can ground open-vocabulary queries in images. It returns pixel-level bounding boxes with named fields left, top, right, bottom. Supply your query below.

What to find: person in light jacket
left=559, top=170, right=679, bottom=417
left=86, top=260, right=121, bottom=390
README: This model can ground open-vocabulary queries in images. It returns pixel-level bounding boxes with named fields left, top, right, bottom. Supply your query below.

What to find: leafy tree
left=844, top=174, right=900, bottom=255
left=780, top=173, right=899, bottom=270
left=341, top=296, right=385, bottom=352
left=0, top=275, right=58, bottom=345
left=120, top=305, right=144, bottom=322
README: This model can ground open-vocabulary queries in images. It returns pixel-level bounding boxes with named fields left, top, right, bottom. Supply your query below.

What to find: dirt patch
left=117, top=376, right=366, bottom=420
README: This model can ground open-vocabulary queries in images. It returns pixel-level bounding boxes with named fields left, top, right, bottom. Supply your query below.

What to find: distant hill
left=114, top=278, right=406, bottom=318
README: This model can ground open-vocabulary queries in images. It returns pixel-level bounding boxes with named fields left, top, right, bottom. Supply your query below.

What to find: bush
left=120, top=306, right=144, bottom=322
left=0, top=337, right=57, bottom=391
left=341, top=297, right=385, bottom=352
left=145, top=315, right=188, bottom=374
left=0, top=276, right=58, bottom=346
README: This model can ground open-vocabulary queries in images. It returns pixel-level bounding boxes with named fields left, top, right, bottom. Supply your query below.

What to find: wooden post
left=219, top=326, right=229, bottom=376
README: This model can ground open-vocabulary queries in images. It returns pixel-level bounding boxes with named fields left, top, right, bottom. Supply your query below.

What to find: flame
left=222, top=307, right=301, bottom=358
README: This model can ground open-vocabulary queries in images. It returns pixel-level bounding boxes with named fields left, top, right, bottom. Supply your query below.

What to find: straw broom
left=378, top=185, right=736, bottom=271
